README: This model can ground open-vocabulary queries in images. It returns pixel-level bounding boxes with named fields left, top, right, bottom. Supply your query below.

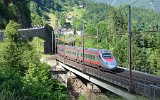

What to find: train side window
left=88, top=54, right=90, bottom=59
left=91, top=55, right=93, bottom=59
left=89, top=55, right=91, bottom=59
left=93, top=55, right=95, bottom=60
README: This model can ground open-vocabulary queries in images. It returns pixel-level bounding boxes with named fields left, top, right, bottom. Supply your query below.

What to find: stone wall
left=0, top=27, right=46, bottom=41
left=20, top=27, right=45, bottom=39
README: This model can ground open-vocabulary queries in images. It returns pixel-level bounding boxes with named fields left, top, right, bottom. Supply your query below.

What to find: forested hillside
left=0, top=0, right=62, bottom=28
left=93, top=0, right=160, bottom=12
left=59, top=0, right=160, bottom=76
left=0, top=0, right=31, bottom=28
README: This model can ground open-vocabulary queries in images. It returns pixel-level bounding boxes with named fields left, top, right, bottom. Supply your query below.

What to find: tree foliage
left=69, top=1, right=160, bottom=76
left=0, top=20, right=67, bottom=99
left=0, top=0, right=31, bottom=28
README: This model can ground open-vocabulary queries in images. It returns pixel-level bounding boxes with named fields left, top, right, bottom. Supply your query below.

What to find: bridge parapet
left=0, top=27, right=46, bottom=41
left=20, top=27, right=45, bottom=39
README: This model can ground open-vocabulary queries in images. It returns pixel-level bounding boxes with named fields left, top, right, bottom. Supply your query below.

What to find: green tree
left=29, top=1, right=38, bottom=14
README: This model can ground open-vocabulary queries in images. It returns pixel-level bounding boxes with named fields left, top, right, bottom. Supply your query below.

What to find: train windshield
left=102, top=53, right=112, bottom=58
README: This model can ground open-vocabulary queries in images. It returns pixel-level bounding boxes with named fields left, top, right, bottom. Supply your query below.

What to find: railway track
left=114, top=68, right=160, bottom=85
left=55, top=55, right=160, bottom=97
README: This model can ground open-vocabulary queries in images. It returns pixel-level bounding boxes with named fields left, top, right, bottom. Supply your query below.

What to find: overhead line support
left=128, top=5, right=135, bottom=93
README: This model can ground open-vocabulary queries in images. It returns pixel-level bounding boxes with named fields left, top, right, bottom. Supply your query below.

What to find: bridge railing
left=134, top=82, right=160, bottom=99
left=149, top=85, right=160, bottom=100
left=0, top=26, right=44, bottom=32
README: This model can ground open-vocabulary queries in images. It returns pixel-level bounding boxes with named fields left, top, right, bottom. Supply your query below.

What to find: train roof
left=57, top=45, right=110, bottom=53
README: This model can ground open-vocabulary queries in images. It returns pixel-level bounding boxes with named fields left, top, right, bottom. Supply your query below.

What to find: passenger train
left=57, top=45, right=117, bottom=70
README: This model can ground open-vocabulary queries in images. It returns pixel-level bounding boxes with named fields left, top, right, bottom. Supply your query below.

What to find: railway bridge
left=48, top=55, right=160, bottom=100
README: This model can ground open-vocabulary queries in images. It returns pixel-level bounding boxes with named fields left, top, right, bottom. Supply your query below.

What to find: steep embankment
left=0, top=0, right=31, bottom=28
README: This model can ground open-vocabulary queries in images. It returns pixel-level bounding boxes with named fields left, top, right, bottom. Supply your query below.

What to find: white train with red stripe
left=57, top=45, right=117, bottom=70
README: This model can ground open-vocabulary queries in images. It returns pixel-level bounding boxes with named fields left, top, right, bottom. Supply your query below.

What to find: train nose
left=107, top=62, right=117, bottom=69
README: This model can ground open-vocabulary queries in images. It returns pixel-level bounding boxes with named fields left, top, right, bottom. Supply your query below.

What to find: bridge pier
left=58, top=62, right=138, bottom=100
left=87, top=82, right=101, bottom=93
left=48, top=59, right=108, bottom=99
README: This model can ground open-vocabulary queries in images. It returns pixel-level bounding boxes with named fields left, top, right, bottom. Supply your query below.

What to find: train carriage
left=57, top=45, right=117, bottom=70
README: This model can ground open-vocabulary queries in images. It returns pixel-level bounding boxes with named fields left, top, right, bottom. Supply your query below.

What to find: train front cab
left=98, top=50, right=117, bottom=70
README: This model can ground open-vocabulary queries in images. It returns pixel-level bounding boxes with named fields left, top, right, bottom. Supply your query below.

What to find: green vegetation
left=0, top=0, right=160, bottom=99
left=56, top=0, right=160, bottom=76
left=0, top=0, right=71, bottom=99
left=78, top=95, right=87, bottom=100
left=30, top=37, right=44, bottom=53
left=0, top=21, right=68, bottom=99
left=79, top=2, right=160, bottom=76
left=0, top=0, right=31, bottom=28
left=47, top=13, right=57, bottom=29
left=67, top=7, right=86, bottom=19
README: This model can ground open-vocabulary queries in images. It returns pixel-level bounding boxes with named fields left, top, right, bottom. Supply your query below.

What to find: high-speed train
left=57, top=45, right=117, bottom=70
